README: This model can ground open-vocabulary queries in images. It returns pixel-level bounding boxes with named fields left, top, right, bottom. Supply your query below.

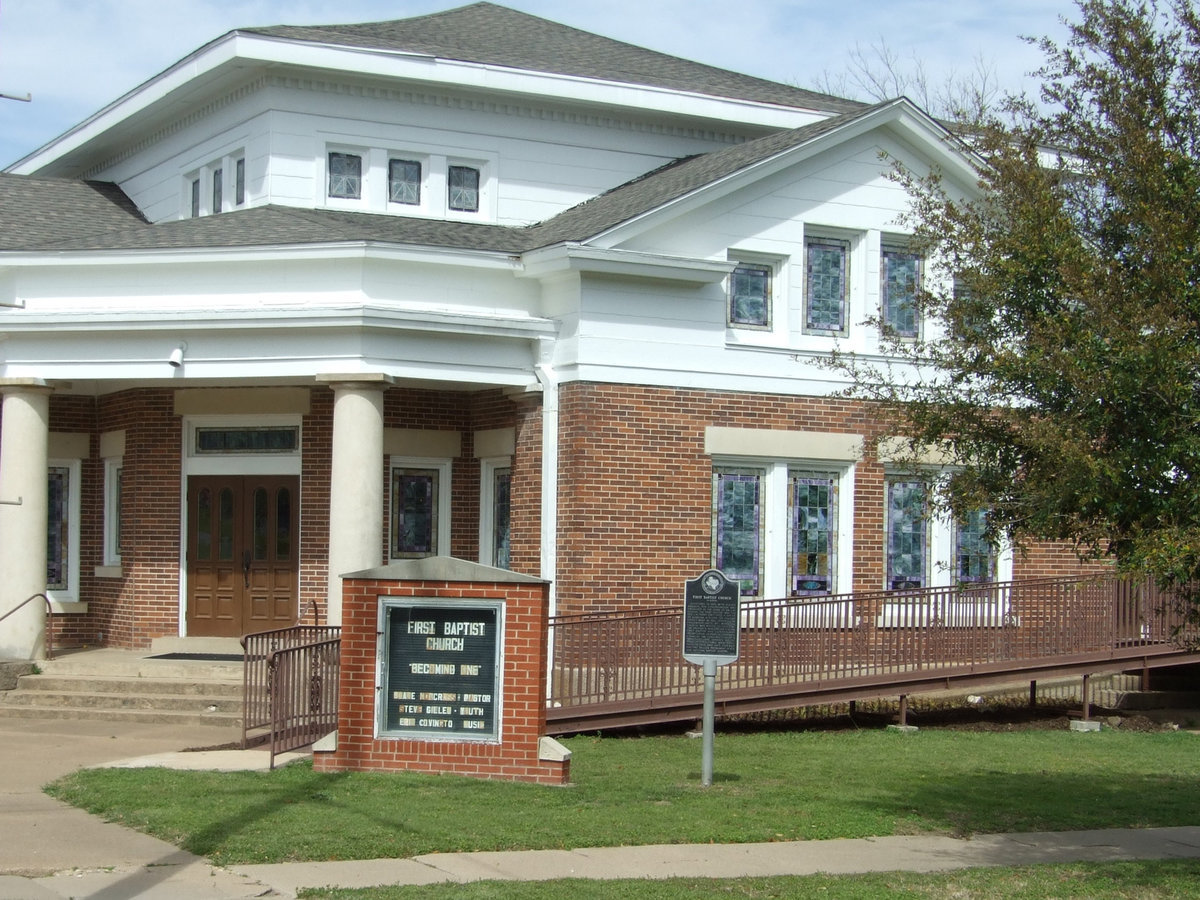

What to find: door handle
left=242, top=549, right=251, bottom=588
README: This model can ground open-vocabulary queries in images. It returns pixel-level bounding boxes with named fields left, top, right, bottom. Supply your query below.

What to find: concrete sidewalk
left=1, top=715, right=1198, bottom=899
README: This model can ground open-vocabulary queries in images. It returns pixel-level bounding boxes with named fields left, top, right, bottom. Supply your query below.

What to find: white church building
left=0, top=3, right=1069, bottom=659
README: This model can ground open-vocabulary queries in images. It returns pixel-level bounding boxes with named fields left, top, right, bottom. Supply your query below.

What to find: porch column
left=319, top=375, right=391, bottom=626
left=0, top=380, right=52, bottom=659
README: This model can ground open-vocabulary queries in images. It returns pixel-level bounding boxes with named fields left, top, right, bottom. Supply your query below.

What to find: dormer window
left=388, top=159, right=422, bottom=205
left=235, top=159, right=246, bottom=206
left=328, top=152, right=362, bottom=200
left=212, top=168, right=223, bottom=214
left=448, top=165, right=480, bottom=212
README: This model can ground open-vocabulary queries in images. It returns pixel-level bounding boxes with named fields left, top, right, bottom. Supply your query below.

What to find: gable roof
left=245, top=2, right=864, bottom=116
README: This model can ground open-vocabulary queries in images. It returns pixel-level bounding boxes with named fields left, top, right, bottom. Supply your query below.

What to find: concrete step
left=0, top=645, right=246, bottom=729
left=1, top=684, right=242, bottom=713
left=0, top=703, right=243, bottom=729
left=14, top=674, right=243, bottom=697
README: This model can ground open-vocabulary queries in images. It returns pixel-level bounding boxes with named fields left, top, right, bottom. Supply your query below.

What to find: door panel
left=187, top=476, right=299, bottom=637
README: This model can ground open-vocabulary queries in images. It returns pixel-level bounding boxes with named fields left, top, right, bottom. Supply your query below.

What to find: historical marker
left=683, top=569, right=740, bottom=665
left=379, top=599, right=502, bottom=740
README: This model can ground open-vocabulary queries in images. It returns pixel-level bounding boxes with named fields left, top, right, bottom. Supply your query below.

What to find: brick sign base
left=313, top=558, right=570, bottom=785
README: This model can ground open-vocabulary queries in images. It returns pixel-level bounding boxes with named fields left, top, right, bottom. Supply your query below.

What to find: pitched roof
left=245, top=2, right=864, bottom=116
left=0, top=175, right=147, bottom=249
left=1, top=103, right=912, bottom=257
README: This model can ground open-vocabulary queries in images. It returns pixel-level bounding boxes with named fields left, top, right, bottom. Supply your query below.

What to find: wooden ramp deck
left=544, top=576, right=1200, bottom=734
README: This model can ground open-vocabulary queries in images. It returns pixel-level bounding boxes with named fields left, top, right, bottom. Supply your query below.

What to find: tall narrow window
left=956, top=509, right=996, bottom=583
left=190, top=179, right=200, bottom=218
left=447, top=165, right=480, bottom=212
left=789, top=473, right=836, bottom=596
left=391, top=468, right=439, bottom=557
left=103, top=458, right=123, bottom=566
left=806, top=238, right=848, bottom=333
left=328, top=152, right=362, bottom=200
left=211, top=167, right=223, bottom=214
left=886, top=479, right=927, bottom=589
left=46, top=467, right=70, bottom=591
left=388, top=159, right=422, bottom=205
left=713, top=468, right=763, bottom=597
left=728, top=263, right=771, bottom=328
left=882, top=248, right=921, bottom=338
left=491, top=467, right=511, bottom=570
left=235, top=158, right=246, bottom=206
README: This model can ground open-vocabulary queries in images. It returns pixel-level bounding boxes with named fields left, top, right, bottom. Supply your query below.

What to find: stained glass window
left=956, top=509, right=995, bottom=583
left=882, top=248, right=920, bottom=337
left=391, top=468, right=438, bottom=557
left=448, top=165, right=480, bottom=212
left=492, top=468, right=511, bottom=570
left=789, top=473, right=836, bottom=596
left=389, top=159, right=422, bottom=205
left=328, top=152, right=362, bottom=199
left=887, top=480, right=927, bottom=589
left=729, top=263, right=771, bottom=328
left=806, top=239, right=848, bottom=333
left=713, top=468, right=763, bottom=596
left=46, top=468, right=69, bottom=590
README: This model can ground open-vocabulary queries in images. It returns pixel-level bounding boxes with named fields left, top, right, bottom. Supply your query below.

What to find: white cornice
left=0, top=303, right=556, bottom=340
left=0, top=241, right=522, bottom=270
left=9, top=31, right=826, bottom=175
left=520, top=244, right=732, bottom=284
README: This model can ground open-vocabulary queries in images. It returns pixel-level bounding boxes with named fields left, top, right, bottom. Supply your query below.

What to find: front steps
left=0, top=639, right=245, bottom=730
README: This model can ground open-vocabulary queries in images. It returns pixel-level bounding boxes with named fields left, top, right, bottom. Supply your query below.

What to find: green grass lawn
left=44, top=728, right=1200, bottom=867
left=294, top=860, right=1200, bottom=899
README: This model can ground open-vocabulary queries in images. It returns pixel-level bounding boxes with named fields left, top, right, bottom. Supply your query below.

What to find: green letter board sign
left=378, top=599, right=503, bottom=740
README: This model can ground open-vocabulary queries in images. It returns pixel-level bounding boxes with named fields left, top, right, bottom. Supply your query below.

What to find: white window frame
left=725, top=250, right=789, bottom=344
left=444, top=156, right=494, bottom=221
left=712, top=457, right=855, bottom=600
left=46, top=458, right=81, bottom=606
left=479, top=457, right=512, bottom=569
left=388, top=456, right=453, bottom=561
left=325, top=147, right=367, bottom=205
left=103, top=456, right=123, bottom=567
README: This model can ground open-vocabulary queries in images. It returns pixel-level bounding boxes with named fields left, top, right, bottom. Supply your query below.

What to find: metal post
left=1029, top=680, right=1037, bottom=708
left=701, top=658, right=716, bottom=787
left=1081, top=673, right=1090, bottom=721
left=898, top=694, right=908, bottom=727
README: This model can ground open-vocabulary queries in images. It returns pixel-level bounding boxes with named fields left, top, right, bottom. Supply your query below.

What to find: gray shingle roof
left=0, top=175, right=146, bottom=249
left=1, top=103, right=896, bottom=256
left=245, top=2, right=864, bottom=116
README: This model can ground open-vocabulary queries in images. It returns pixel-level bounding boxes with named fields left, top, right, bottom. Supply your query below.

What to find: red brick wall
left=551, top=382, right=1101, bottom=615
left=315, top=574, right=568, bottom=785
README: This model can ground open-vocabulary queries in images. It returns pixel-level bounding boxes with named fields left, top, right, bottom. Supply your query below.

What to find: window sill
left=94, top=565, right=123, bottom=578
left=49, top=600, right=87, bottom=615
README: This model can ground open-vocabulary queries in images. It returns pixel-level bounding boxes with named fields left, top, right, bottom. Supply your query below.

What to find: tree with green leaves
left=837, top=0, right=1200, bottom=616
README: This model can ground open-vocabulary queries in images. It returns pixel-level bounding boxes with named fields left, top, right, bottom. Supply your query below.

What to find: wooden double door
left=186, top=476, right=299, bottom=637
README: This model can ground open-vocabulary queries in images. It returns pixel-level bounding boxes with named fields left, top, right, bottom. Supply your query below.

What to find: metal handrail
left=0, top=593, right=53, bottom=660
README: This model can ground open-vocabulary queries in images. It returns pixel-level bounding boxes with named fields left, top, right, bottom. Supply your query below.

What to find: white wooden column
left=0, top=380, right=51, bottom=659
left=319, top=375, right=390, bottom=626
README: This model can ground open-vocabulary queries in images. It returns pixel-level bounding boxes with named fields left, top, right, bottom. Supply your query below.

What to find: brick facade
left=22, top=379, right=1098, bottom=650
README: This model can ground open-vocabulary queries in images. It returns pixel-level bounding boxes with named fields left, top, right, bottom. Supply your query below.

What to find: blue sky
left=0, top=0, right=1079, bottom=169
